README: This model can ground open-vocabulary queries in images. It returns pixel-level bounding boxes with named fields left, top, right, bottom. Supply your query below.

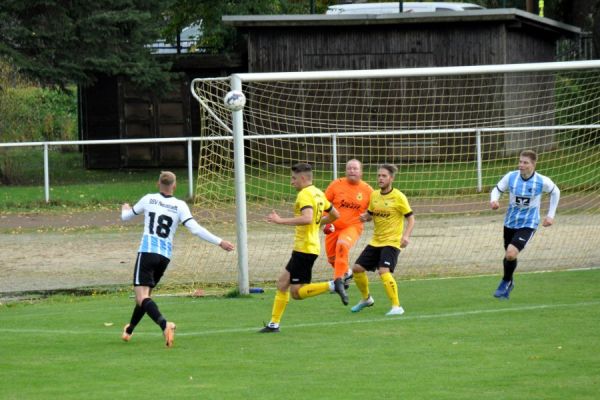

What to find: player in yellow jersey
left=324, top=159, right=373, bottom=304
left=350, top=164, right=415, bottom=316
left=259, top=163, right=340, bottom=333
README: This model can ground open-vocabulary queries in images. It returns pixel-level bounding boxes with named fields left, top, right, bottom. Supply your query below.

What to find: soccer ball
left=223, top=90, right=246, bottom=112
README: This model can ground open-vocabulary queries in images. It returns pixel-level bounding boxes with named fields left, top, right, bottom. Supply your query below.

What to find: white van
left=326, top=2, right=485, bottom=15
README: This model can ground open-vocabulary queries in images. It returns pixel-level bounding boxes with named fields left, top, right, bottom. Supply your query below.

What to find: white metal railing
left=2, top=125, right=598, bottom=203
left=0, top=137, right=213, bottom=202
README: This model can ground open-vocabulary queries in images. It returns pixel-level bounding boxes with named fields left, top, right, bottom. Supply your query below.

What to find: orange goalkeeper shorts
left=325, top=224, right=363, bottom=265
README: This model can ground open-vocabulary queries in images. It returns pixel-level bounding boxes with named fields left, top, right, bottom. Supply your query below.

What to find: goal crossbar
left=191, top=61, right=600, bottom=88
left=228, top=60, right=600, bottom=82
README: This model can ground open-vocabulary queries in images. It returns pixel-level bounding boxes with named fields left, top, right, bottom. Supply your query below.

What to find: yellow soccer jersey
left=368, top=188, right=413, bottom=249
left=293, top=185, right=332, bottom=255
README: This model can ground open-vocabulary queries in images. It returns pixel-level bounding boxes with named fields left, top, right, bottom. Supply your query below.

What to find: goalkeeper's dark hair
left=379, top=163, right=398, bottom=177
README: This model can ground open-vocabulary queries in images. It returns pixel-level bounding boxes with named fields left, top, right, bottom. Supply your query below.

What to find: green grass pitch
left=1, top=269, right=599, bottom=399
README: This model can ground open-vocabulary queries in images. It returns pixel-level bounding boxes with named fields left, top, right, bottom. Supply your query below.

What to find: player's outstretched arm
left=121, top=203, right=136, bottom=221
left=184, top=219, right=224, bottom=246
left=266, top=208, right=313, bottom=226
left=219, top=240, right=235, bottom=251
left=266, top=210, right=282, bottom=224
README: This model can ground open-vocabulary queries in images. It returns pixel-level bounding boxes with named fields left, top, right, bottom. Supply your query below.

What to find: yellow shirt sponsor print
left=368, top=188, right=412, bottom=249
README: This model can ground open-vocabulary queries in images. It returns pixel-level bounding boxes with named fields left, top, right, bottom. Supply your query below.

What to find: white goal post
left=187, top=60, right=600, bottom=294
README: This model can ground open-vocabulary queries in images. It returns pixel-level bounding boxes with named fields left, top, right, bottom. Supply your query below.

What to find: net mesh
left=180, top=66, right=600, bottom=289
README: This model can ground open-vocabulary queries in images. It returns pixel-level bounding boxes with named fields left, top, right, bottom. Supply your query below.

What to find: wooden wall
left=232, top=13, right=575, bottom=160
left=80, top=55, right=245, bottom=168
left=246, top=22, right=558, bottom=73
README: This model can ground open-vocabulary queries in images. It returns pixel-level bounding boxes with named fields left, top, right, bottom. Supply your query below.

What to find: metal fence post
left=187, top=138, right=194, bottom=199
left=476, top=130, right=482, bottom=193
left=44, top=143, right=50, bottom=203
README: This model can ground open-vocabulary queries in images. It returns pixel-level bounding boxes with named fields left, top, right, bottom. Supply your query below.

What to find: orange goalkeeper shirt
left=325, top=177, right=373, bottom=230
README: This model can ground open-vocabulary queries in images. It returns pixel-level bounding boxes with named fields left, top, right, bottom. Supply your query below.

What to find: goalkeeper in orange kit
left=324, top=159, right=373, bottom=304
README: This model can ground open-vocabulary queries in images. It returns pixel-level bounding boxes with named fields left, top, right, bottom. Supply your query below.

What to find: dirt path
left=0, top=210, right=124, bottom=230
left=1, top=210, right=599, bottom=298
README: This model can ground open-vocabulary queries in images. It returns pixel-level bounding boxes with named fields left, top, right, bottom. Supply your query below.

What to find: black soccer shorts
left=285, top=251, right=318, bottom=285
left=503, top=227, right=536, bottom=251
left=133, top=252, right=170, bottom=287
left=355, top=245, right=400, bottom=272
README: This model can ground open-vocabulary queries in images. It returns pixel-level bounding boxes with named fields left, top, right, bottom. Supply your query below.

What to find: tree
left=594, top=2, right=600, bottom=57
left=162, top=0, right=336, bottom=54
left=0, top=0, right=175, bottom=90
left=475, top=0, right=599, bottom=58
left=544, top=0, right=599, bottom=59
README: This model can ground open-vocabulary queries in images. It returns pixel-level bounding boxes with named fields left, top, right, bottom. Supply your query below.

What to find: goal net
left=180, top=61, right=600, bottom=293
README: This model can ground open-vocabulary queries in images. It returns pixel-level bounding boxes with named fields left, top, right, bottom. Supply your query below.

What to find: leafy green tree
left=0, top=0, right=174, bottom=90
left=454, top=0, right=599, bottom=58
left=162, top=0, right=336, bottom=54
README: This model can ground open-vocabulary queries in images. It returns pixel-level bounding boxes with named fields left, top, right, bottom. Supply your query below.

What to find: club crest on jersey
left=356, top=193, right=363, bottom=201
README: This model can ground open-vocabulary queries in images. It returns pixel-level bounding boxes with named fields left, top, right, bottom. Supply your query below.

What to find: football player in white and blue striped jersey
left=120, top=171, right=234, bottom=346
left=490, top=150, right=560, bottom=299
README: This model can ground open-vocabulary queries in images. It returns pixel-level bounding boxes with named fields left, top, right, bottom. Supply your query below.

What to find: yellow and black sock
left=381, top=272, right=400, bottom=307
left=298, top=282, right=330, bottom=299
left=270, top=290, right=290, bottom=325
left=353, top=271, right=370, bottom=300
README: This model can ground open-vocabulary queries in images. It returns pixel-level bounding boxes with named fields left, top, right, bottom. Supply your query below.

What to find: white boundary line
left=1, top=300, right=598, bottom=337
left=405, top=265, right=600, bottom=283
left=179, top=300, right=600, bottom=336
left=144, top=266, right=600, bottom=297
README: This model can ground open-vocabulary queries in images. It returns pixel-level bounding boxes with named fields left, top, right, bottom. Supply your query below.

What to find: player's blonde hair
left=159, top=171, right=176, bottom=187
left=346, top=158, right=362, bottom=169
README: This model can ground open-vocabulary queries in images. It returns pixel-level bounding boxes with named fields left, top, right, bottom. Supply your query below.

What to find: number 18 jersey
left=131, top=193, right=193, bottom=259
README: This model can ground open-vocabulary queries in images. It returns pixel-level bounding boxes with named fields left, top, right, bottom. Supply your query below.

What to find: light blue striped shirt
left=493, top=171, right=559, bottom=229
